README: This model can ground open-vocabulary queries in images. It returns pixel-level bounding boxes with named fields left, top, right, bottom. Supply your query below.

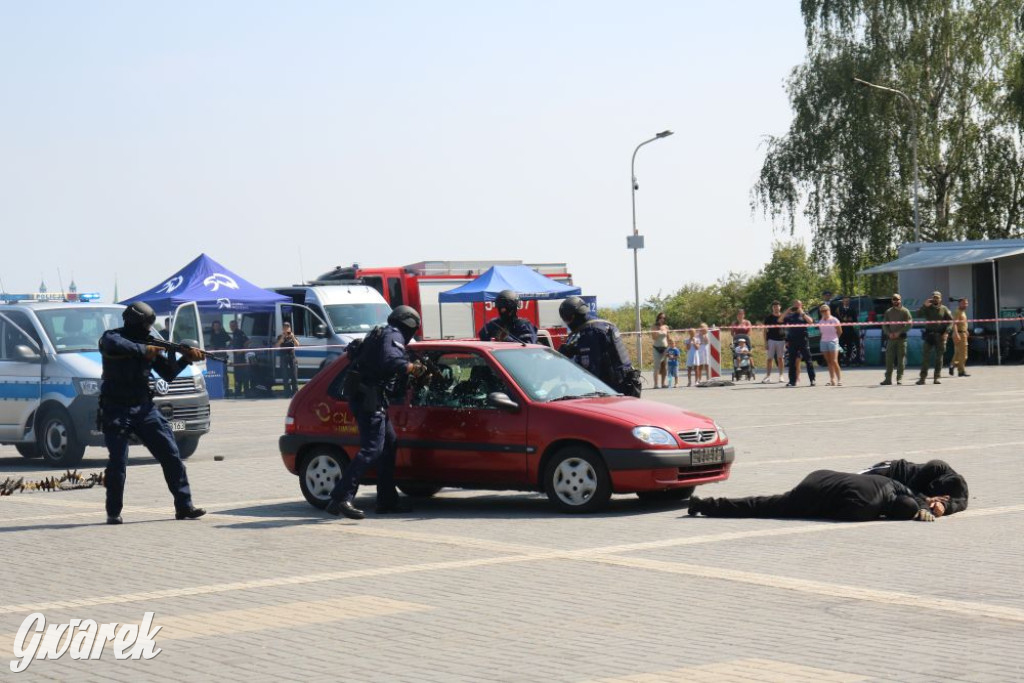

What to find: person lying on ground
left=859, top=459, right=968, bottom=517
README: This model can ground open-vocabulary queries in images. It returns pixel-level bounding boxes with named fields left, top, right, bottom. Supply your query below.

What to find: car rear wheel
left=16, top=443, right=41, bottom=459
left=299, top=447, right=347, bottom=509
left=38, top=408, right=85, bottom=468
left=636, top=486, right=696, bottom=503
left=544, top=445, right=611, bottom=513
left=176, top=436, right=199, bottom=460
left=397, top=483, right=443, bottom=498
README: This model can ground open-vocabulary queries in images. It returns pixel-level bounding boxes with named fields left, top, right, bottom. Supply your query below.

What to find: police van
left=266, top=284, right=392, bottom=380
left=0, top=301, right=210, bottom=467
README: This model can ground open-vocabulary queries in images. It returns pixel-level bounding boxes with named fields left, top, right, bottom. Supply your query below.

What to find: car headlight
left=632, top=426, right=676, bottom=446
left=714, top=421, right=727, bottom=442
left=194, top=374, right=206, bottom=391
left=74, top=378, right=101, bottom=396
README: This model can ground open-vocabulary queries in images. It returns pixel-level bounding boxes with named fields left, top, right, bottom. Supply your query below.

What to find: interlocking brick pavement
left=1, top=365, right=1022, bottom=681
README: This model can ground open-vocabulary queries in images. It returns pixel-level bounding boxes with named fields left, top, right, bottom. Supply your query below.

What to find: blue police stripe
left=0, top=383, right=41, bottom=400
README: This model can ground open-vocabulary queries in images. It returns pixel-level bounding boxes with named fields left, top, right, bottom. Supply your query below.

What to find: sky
left=0, top=1, right=811, bottom=306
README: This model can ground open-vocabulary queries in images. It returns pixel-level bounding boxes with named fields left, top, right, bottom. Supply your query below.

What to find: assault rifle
left=147, top=337, right=228, bottom=362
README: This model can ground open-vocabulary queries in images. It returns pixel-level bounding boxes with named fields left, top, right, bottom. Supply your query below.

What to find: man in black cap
left=688, top=470, right=934, bottom=522
left=327, top=305, right=426, bottom=520
left=478, top=290, right=538, bottom=343
left=98, top=301, right=206, bottom=524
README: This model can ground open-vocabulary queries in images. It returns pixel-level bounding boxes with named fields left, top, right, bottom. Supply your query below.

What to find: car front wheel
left=38, top=408, right=85, bottom=468
left=543, top=445, right=611, bottom=513
left=299, top=447, right=347, bottom=509
left=16, top=443, right=40, bottom=459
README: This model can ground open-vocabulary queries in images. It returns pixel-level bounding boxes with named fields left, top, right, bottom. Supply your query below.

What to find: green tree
left=745, top=242, right=836, bottom=317
left=755, top=0, right=1024, bottom=289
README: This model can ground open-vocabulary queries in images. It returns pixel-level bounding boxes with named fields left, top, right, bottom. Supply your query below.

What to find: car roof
left=3, top=301, right=123, bottom=312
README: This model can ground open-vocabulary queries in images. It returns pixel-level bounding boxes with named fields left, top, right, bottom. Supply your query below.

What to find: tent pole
left=993, top=260, right=1001, bottom=366
left=439, top=303, right=444, bottom=340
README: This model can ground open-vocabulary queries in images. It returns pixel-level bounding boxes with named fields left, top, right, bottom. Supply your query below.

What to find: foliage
left=755, top=0, right=1024, bottom=290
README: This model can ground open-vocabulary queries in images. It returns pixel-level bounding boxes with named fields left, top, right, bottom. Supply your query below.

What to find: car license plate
left=690, top=446, right=724, bottom=465
left=170, top=420, right=187, bottom=432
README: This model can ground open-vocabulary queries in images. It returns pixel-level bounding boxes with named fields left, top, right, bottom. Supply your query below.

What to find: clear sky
left=0, top=1, right=811, bottom=306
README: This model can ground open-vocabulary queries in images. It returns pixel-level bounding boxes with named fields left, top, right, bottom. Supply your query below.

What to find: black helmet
left=122, top=301, right=156, bottom=330
left=495, top=290, right=520, bottom=318
left=558, top=296, right=589, bottom=324
left=387, top=305, right=421, bottom=340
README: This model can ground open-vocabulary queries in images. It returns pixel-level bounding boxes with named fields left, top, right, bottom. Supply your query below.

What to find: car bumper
left=602, top=445, right=735, bottom=493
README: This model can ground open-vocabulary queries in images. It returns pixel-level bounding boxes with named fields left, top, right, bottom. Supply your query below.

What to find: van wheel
left=299, top=447, right=348, bottom=509
left=636, top=486, right=696, bottom=503
left=543, top=445, right=611, bottom=513
left=176, top=436, right=200, bottom=460
left=16, top=443, right=41, bottom=459
left=38, top=408, right=85, bottom=468
left=397, top=483, right=443, bottom=498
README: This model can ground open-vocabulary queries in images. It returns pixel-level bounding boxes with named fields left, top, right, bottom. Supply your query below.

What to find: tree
left=755, top=0, right=1024, bottom=289
left=745, top=242, right=838, bottom=317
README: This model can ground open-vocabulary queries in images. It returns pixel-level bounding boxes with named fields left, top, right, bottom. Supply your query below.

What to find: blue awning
left=437, top=265, right=580, bottom=303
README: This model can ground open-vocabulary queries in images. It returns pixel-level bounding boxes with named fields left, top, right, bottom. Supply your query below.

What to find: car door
left=275, top=302, right=329, bottom=380
left=394, top=350, right=530, bottom=485
left=0, top=311, right=44, bottom=441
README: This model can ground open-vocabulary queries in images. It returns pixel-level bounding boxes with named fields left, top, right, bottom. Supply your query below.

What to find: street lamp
left=852, top=77, right=920, bottom=243
left=629, top=130, right=674, bottom=370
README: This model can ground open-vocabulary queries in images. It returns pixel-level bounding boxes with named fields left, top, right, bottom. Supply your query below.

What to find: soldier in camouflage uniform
left=916, top=290, right=953, bottom=385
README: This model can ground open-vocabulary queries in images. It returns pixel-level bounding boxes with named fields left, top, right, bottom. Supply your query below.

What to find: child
left=735, top=338, right=751, bottom=369
left=697, top=323, right=711, bottom=382
left=665, top=337, right=681, bottom=388
left=685, top=329, right=701, bottom=386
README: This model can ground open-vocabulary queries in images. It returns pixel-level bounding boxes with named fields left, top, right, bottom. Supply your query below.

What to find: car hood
left=548, top=396, right=716, bottom=430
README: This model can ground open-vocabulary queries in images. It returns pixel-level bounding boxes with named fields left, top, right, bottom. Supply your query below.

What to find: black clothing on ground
left=865, top=459, right=969, bottom=515
left=694, top=470, right=923, bottom=521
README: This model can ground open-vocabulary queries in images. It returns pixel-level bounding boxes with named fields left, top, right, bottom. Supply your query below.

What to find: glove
left=915, top=509, right=936, bottom=522
left=181, top=346, right=204, bottom=362
left=145, top=345, right=163, bottom=360
left=409, top=361, right=427, bottom=378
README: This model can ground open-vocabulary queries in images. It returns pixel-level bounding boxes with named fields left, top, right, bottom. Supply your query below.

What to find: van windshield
left=325, top=303, right=392, bottom=334
left=36, top=307, right=124, bottom=353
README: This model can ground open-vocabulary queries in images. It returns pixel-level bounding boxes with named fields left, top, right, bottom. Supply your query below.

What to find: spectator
left=949, top=297, right=970, bottom=377
left=684, top=328, right=700, bottom=386
left=207, top=320, right=230, bottom=350
left=697, top=323, right=711, bottom=381
left=783, top=300, right=816, bottom=387
left=665, top=337, right=680, bottom=388
left=650, top=312, right=670, bottom=389
left=762, top=301, right=786, bottom=384
left=731, top=309, right=752, bottom=339
left=834, top=296, right=860, bottom=366
left=275, top=322, right=300, bottom=397
left=818, top=304, right=843, bottom=386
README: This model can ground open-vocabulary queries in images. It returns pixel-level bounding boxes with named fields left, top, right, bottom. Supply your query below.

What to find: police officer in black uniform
left=98, top=302, right=206, bottom=524
left=558, top=296, right=641, bottom=397
left=478, top=290, right=538, bottom=343
left=327, top=305, right=426, bottom=520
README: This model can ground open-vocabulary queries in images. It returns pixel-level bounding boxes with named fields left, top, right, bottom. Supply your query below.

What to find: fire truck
left=312, top=261, right=576, bottom=344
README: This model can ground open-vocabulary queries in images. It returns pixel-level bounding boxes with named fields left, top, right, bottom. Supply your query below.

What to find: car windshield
left=325, top=303, right=392, bottom=334
left=35, top=307, right=123, bottom=353
left=492, top=347, right=618, bottom=401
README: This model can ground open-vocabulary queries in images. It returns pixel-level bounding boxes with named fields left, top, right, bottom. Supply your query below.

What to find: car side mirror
left=315, top=324, right=327, bottom=338
left=14, top=345, right=42, bottom=363
left=487, top=392, right=519, bottom=411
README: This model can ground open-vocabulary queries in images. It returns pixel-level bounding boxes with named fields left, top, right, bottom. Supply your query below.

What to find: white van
left=268, top=284, right=392, bottom=380
left=0, top=301, right=210, bottom=467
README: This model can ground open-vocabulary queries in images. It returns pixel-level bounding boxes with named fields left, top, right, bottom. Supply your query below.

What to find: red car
left=279, top=341, right=734, bottom=513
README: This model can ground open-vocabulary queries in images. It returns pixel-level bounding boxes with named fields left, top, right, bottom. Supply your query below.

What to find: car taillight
left=284, top=416, right=296, bottom=434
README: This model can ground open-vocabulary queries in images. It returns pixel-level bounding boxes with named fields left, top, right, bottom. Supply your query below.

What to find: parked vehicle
left=279, top=340, right=734, bottom=513
left=0, top=301, right=210, bottom=466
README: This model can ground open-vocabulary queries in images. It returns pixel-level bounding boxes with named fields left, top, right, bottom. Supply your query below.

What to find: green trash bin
left=906, top=329, right=923, bottom=367
left=863, top=329, right=882, bottom=365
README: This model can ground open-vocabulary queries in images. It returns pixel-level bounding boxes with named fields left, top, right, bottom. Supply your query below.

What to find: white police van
left=0, top=301, right=210, bottom=467
left=268, top=284, right=392, bottom=380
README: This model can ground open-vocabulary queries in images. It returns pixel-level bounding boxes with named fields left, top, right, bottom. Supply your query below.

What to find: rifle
left=147, top=336, right=228, bottom=362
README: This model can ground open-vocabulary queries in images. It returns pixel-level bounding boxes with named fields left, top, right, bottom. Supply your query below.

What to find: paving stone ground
left=2, top=365, right=1022, bottom=682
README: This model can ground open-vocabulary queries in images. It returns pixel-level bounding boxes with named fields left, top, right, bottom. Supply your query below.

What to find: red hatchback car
left=279, top=341, right=734, bottom=513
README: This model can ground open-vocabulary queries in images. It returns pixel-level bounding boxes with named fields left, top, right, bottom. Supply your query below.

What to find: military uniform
left=478, top=316, right=538, bottom=344
left=561, top=317, right=639, bottom=397
left=951, top=308, right=969, bottom=376
left=881, top=301, right=913, bottom=384
left=98, top=327, right=198, bottom=520
left=917, top=293, right=953, bottom=383
left=328, top=324, right=411, bottom=512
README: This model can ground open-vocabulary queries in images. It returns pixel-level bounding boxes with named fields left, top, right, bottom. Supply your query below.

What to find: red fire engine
left=312, top=261, right=574, bottom=344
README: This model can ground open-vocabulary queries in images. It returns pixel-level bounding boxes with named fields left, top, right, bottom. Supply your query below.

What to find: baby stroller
left=732, top=334, right=756, bottom=382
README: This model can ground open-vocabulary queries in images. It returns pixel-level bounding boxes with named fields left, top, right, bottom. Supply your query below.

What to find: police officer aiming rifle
left=98, top=301, right=206, bottom=524
left=478, top=290, right=538, bottom=344
left=558, top=296, right=641, bottom=397
left=327, top=305, right=427, bottom=520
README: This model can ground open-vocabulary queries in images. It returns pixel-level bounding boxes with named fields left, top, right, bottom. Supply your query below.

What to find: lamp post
left=852, top=77, right=920, bottom=243
left=629, top=130, right=674, bottom=370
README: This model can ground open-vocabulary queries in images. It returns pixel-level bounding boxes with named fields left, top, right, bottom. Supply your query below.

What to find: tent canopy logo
left=203, top=273, right=238, bottom=292
left=156, top=276, right=184, bottom=294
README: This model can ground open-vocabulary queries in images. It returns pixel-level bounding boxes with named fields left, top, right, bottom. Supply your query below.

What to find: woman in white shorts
left=818, top=304, right=843, bottom=386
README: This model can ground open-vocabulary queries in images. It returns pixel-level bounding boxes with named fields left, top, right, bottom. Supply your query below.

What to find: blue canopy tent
left=121, top=253, right=288, bottom=313
left=436, top=264, right=581, bottom=338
